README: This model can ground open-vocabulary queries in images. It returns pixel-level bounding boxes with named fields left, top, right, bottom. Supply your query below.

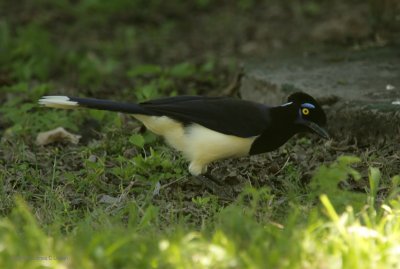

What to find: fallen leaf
left=36, top=127, right=81, bottom=146
left=99, top=194, right=119, bottom=204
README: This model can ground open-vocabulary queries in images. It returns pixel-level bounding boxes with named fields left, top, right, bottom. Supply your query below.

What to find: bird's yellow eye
left=302, top=108, right=310, bottom=115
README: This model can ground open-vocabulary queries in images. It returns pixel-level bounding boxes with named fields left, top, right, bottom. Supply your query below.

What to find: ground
left=0, top=0, right=399, bottom=268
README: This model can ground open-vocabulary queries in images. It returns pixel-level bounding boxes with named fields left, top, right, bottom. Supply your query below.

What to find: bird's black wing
left=140, top=96, right=271, bottom=137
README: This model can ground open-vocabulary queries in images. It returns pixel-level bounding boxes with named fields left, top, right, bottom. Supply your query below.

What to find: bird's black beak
left=299, top=120, right=330, bottom=139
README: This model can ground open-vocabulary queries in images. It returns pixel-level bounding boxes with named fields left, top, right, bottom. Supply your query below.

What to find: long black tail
left=39, top=96, right=148, bottom=114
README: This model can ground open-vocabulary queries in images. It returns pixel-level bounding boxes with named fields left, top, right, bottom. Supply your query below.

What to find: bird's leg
left=188, top=161, right=207, bottom=177
left=189, top=161, right=232, bottom=199
left=190, top=161, right=227, bottom=183
left=189, top=161, right=222, bottom=186
left=194, top=174, right=233, bottom=201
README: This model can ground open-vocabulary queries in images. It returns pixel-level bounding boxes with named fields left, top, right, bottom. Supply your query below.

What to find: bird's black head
left=286, top=92, right=329, bottom=139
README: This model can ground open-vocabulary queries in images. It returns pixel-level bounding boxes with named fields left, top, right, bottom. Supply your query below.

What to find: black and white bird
left=38, top=92, right=329, bottom=175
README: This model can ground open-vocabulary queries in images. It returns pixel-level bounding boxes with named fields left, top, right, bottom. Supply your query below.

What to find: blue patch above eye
left=301, top=103, right=315, bottom=109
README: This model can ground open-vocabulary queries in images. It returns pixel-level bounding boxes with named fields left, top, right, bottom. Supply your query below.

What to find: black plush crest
left=287, top=92, right=319, bottom=105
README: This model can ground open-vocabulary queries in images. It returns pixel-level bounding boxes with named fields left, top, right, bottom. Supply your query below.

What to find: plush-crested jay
left=39, top=92, right=329, bottom=175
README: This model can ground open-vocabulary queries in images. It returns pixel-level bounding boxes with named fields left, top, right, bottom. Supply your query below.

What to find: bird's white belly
left=133, top=114, right=187, bottom=151
left=132, top=114, right=257, bottom=175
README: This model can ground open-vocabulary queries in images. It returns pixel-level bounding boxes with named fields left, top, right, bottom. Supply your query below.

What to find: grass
left=0, top=0, right=399, bottom=268
left=1, top=158, right=400, bottom=268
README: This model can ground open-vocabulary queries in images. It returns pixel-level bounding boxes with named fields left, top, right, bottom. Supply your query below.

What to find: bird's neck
left=270, top=105, right=298, bottom=129
left=249, top=104, right=298, bottom=155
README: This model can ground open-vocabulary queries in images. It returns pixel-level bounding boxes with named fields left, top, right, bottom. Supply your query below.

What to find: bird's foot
left=194, top=174, right=233, bottom=201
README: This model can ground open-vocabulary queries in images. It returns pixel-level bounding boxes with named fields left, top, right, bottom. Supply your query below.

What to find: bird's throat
left=249, top=105, right=297, bottom=155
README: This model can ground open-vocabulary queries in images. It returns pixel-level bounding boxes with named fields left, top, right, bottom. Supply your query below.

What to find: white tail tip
left=38, top=96, right=79, bottom=109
